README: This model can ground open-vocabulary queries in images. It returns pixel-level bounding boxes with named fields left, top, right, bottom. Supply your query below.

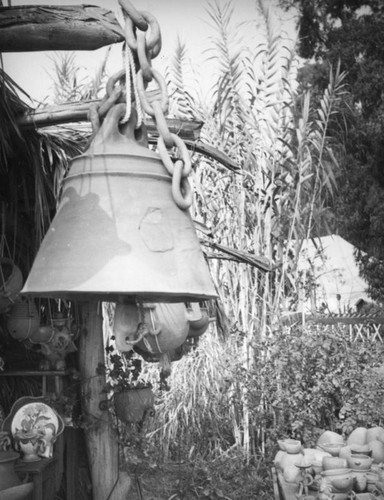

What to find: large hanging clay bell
left=0, top=258, right=23, bottom=314
left=7, top=298, right=40, bottom=341
left=21, top=104, right=217, bottom=303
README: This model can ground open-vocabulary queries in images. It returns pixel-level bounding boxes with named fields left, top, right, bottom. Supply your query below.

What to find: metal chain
left=118, top=0, right=193, bottom=210
left=89, top=1, right=193, bottom=209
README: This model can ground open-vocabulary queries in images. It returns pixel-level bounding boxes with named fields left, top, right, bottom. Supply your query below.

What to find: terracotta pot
left=0, top=451, right=21, bottom=491
left=321, top=469, right=354, bottom=493
left=114, top=387, right=154, bottom=423
left=318, top=441, right=345, bottom=456
left=347, top=427, right=368, bottom=446
left=368, top=440, right=384, bottom=464
left=278, top=438, right=302, bottom=454
left=29, top=325, right=55, bottom=344
left=347, top=454, right=373, bottom=471
left=317, top=431, right=344, bottom=447
left=366, top=427, right=384, bottom=443
left=6, top=299, right=40, bottom=341
left=350, top=444, right=372, bottom=457
left=322, top=456, right=348, bottom=470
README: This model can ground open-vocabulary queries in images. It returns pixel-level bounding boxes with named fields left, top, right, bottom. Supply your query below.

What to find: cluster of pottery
left=275, top=427, right=384, bottom=499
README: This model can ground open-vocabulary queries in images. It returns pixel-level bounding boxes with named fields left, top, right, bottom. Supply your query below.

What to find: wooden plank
left=0, top=5, right=124, bottom=52
left=16, top=103, right=239, bottom=171
left=17, top=100, right=204, bottom=141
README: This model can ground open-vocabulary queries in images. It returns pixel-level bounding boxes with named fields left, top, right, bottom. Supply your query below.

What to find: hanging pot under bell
left=21, top=104, right=217, bottom=303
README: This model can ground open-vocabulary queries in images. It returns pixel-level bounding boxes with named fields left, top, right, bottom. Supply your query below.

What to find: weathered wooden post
left=79, top=302, right=131, bottom=500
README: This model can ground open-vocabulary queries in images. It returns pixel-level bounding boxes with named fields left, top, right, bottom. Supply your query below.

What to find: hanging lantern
left=7, top=298, right=40, bottom=341
left=21, top=105, right=216, bottom=303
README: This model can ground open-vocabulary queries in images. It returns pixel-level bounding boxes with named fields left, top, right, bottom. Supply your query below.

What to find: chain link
left=94, top=1, right=193, bottom=210
left=123, top=2, right=192, bottom=210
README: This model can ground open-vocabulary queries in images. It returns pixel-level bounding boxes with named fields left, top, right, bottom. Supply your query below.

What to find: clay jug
left=0, top=451, right=21, bottom=491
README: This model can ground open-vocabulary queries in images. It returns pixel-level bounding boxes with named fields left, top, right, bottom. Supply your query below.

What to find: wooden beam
left=0, top=5, right=124, bottom=52
left=16, top=101, right=239, bottom=171
left=17, top=100, right=204, bottom=142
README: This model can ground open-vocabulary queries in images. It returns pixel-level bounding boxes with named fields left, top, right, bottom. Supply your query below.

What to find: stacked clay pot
left=274, top=427, right=384, bottom=496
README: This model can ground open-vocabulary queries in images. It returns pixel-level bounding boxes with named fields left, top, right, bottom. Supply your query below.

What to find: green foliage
left=288, top=1, right=384, bottom=302
left=255, top=323, right=384, bottom=445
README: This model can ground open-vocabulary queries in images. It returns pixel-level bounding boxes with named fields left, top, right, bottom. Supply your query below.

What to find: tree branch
left=0, top=5, right=124, bottom=52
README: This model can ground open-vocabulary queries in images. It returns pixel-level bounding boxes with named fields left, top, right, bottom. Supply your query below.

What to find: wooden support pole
left=79, top=302, right=131, bottom=500
left=0, top=5, right=124, bottom=52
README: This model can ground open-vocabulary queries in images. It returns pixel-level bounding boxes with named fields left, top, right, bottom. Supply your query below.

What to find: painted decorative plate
left=1, top=396, right=64, bottom=440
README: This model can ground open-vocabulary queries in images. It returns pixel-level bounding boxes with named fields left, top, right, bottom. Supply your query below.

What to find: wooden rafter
left=16, top=101, right=239, bottom=172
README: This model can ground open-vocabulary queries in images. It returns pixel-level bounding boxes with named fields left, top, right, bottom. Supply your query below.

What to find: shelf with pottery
left=274, top=427, right=384, bottom=499
left=0, top=371, right=68, bottom=396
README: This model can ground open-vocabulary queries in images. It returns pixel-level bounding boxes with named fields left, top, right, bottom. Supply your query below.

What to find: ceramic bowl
left=278, top=438, right=302, bottom=454
left=350, top=444, right=372, bottom=457
left=322, top=456, right=348, bottom=470
left=347, top=454, right=373, bottom=470
left=321, top=469, right=354, bottom=493
left=318, top=442, right=345, bottom=457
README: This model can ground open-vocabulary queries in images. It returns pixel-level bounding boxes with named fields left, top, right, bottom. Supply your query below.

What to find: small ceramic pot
left=278, top=438, right=302, bottom=454
left=350, top=444, right=372, bottom=457
left=321, top=469, right=354, bottom=493
left=318, top=442, right=345, bottom=457
left=347, top=454, right=373, bottom=471
left=322, top=456, right=348, bottom=470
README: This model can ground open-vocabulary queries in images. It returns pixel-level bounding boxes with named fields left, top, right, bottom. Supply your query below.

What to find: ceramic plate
left=1, top=396, right=64, bottom=439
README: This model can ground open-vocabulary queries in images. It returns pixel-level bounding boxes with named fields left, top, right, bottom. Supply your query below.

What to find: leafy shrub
left=252, top=323, right=384, bottom=446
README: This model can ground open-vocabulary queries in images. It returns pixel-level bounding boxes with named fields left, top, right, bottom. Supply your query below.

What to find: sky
left=2, top=0, right=297, bottom=104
